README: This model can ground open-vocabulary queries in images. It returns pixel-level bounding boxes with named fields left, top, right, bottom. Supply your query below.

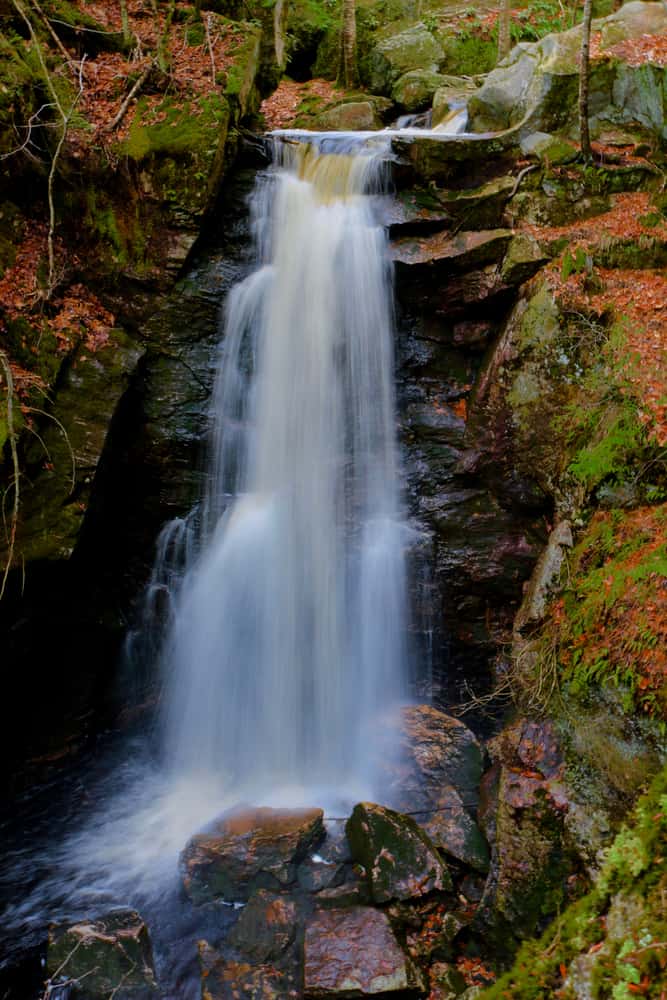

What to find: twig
left=0, top=102, right=58, bottom=162
left=23, top=406, right=76, bottom=492
left=204, top=13, right=216, bottom=80
left=106, top=62, right=152, bottom=132
left=0, top=351, right=20, bottom=600
left=510, top=162, right=538, bottom=198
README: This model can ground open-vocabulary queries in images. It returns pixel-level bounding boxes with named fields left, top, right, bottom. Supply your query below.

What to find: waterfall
left=159, top=139, right=409, bottom=802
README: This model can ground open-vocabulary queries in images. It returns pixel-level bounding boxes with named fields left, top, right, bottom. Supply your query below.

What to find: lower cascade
left=160, top=139, right=409, bottom=802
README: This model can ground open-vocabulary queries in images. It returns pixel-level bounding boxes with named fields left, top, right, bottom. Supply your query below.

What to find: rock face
left=47, top=910, right=157, bottom=999
left=304, top=907, right=422, bottom=996
left=367, top=25, right=445, bottom=95
left=346, top=801, right=451, bottom=903
left=181, top=806, right=325, bottom=903
left=467, top=1, right=667, bottom=138
left=432, top=78, right=478, bottom=127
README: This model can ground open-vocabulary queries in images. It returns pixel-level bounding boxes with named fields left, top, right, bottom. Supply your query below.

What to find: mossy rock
left=47, top=909, right=157, bottom=999
left=392, top=69, right=450, bottom=112
left=346, top=801, right=452, bottom=903
left=366, top=23, right=445, bottom=95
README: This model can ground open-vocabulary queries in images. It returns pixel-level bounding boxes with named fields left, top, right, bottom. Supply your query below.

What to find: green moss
left=479, top=768, right=667, bottom=1000
left=121, top=96, right=227, bottom=160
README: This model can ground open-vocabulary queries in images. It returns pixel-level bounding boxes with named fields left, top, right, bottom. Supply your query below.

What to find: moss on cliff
left=479, top=766, right=667, bottom=1000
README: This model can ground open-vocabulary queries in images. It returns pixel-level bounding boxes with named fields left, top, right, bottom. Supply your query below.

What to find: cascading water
left=0, top=137, right=412, bottom=996
left=161, top=139, right=408, bottom=802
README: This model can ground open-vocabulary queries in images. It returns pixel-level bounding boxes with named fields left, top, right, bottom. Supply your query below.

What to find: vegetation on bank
left=479, top=766, right=667, bottom=999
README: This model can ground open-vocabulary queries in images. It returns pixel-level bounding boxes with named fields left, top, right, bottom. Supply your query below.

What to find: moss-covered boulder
left=367, top=24, right=445, bottom=96
left=181, top=806, right=325, bottom=903
left=467, top=1, right=667, bottom=138
left=47, top=909, right=157, bottom=999
left=304, top=907, right=424, bottom=996
left=346, top=801, right=452, bottom=904
left=315, top=100, right=382, bottom=130
left=392, top=69, right=450, bottom=112
left=229, top=890, right=298, bottom=963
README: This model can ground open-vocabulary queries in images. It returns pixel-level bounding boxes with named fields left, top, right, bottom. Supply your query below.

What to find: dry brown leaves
left=591, top=30, right=667, bottom=67
left=260, top=78, right=343, bottom=131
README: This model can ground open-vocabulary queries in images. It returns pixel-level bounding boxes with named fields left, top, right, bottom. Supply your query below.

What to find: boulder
left=346, top=801, right=452, bottom=903
left=392, top=130, right=520, bottom=184
left=437, top=175, right=516, bottom=230
left=229, top=890, right=298, bottom=962
left=198, top=943, right=296, bottom=1000
left=421, top=786, right=490, bottom=872
left=181, top=806, right=325, bottom=903
left=315, top=101, right=381, bottom=131
left=392, top=70, right=451, bottom=112
left=304, top=907, right=423, bottom=996
left=367, top=25, right=445, bottom=95
left=467, top=2, right=667, bottom=138
left=46, top=910, right=157, bottom=999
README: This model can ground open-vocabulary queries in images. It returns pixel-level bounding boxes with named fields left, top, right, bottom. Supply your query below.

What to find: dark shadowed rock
left=391, top=228, right=513, bottom=271
left=181, top=806, right=325, bottom=903
left=346, top=801, right=451, bottom=903
left=199, top=943, right=298, bottom=999
left=229, top=890, right=298, bottom=962
left=304, top=907, right=423, bottom=996
left=47, top=909, right=157, bottom=999
left=421, top=785, right=490, bottom=872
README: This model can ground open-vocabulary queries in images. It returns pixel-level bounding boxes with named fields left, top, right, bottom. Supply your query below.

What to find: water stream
left=0, top=135, right=413, bottom=996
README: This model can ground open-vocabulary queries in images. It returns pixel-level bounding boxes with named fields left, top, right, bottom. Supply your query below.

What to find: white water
left=0, top=142, right=411, bottom=983
left=161, top=139, right=409, bottom=803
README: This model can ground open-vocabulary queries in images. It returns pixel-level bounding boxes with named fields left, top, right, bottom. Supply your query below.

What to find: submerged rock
left=304, top=906, right=423, bottom=996
left=46, top=909, right=157, bottom=999
left=346, top=801, right=452, bottom=903
left=181, top=806, right=325, bottom=903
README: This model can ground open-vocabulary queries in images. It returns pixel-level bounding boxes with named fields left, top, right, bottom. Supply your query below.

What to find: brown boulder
left=181, top=806, right=325, bottom=903
left=304, top=907, right=423, bottom=996
left=199, top=943, right=298, bottom=1000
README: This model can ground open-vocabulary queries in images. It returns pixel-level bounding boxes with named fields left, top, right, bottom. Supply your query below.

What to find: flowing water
left=161, top=139, right=408, bottom=802
left=0, top=135, right=411, bottom=994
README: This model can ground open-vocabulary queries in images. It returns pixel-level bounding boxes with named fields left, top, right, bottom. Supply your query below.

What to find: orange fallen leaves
left=260, top=79, right=344, bottom=131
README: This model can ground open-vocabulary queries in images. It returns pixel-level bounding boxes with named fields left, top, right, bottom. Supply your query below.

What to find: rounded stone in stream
left=46, top=909, right=157, bottom=999
left=304, top=907, right=423, bottom=996
left=180, top=806, right=325, bottom=903
left=346, top=802, right=451, bottom=904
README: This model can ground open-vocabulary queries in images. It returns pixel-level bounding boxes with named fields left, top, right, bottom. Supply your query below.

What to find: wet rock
left=391, top=130, right=520, bottom=185
left=181, top=806, right=325, bottom=903
left=421, top=787, right=490, bottom=872
left=316, top=882, right=372, bottom=908
left=346, top=801, right=452, bottom=903
left=316, top=101, right=382, bottom=131
left=437, top=175, right=516, bottom=231
left=367, top=25, right=445, bottom=96
left=500, top=232, right=549, bottom=285
left=388, top=705, right=485, bottom=815
left=378, top=188, right=453, bottom=236
left=432, top=77, right=478, bottom=128
left=391, top=228, right=513, bottom=271
left=392, top=70, right=451, bottom=112
left=47, top=909, right=157, bottom=999
left=199, top=943, right=298, bottom=1000
left=229, top=890, right=297, bottom=962
left=304, top=907, right=423, bottom=996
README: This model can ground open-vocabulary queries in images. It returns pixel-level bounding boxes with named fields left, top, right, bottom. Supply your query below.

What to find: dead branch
left=205, top=13, right=216, bottom=80
left=105, top=61, right=152, bottom=132
left=0, top=351, right=20, bottom=600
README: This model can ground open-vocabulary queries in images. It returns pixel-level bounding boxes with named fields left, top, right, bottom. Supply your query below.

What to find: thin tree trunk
left=578, top=0, right=593, bottom=159
left=120, top=0, right=131, bottom=45
left=340, top=0, right=357, bottom=89
left=497, top=0, right=511, bottom=63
